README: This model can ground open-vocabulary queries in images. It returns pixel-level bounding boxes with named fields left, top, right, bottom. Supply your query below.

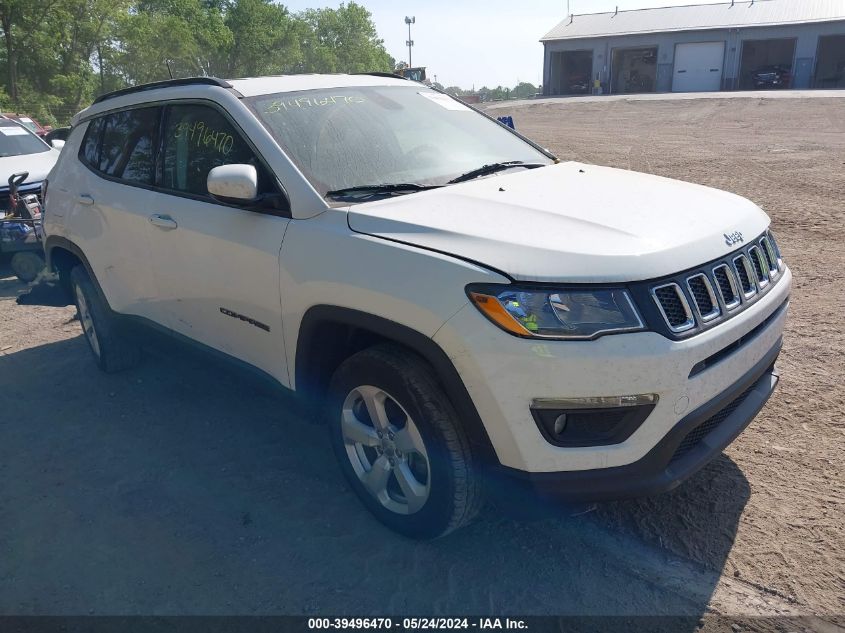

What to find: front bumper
left=433, top=266, right=791, bottom=475
left=493, top=339, right=780, bottom=501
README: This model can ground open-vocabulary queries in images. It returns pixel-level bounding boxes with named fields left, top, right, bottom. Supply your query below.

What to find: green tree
left=113, top=0, right=230, bottom=84
left=220, top=0, right=304, bottom=78
left=0, top=0, right=399, bottom=125
left=512, top=81, right=537, bottom=99
left=300, top=2, right=393, bottom=74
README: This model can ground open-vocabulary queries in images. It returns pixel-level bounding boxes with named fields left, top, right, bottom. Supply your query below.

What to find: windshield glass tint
left=0, top=123, right=48, bottom=157
left=246, top=86, right=551, bottom=195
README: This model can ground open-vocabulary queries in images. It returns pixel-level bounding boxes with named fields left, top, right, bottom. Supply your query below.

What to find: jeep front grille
left=649, top=231, right=785, bottom=336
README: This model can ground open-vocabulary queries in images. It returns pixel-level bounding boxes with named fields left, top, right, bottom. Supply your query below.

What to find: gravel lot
left=0, top=95, right=842, bottom=622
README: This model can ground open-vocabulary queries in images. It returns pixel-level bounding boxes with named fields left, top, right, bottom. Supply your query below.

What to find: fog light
left=553, top=413, right=568, bottom=436
left=530, top=395, right=658, bottom=447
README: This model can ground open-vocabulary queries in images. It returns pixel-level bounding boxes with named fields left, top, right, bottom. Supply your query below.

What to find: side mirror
left=51, top=139, right=65, bottom=150
left=207, top=164, right=258, bottom=202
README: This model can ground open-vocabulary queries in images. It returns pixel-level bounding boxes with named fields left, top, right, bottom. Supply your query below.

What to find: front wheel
left=327, top=344, right=483, bottom=539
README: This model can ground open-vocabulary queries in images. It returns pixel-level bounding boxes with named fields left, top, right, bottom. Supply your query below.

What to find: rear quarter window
left=99, top=107, right=160, bottom=185
left=79, top=118, right=104, bottom=168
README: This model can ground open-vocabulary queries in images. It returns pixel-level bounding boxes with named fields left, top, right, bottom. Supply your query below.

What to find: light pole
left=405, top=16, right=415, bottom=68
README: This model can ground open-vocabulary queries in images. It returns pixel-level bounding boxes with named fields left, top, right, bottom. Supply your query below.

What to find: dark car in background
left=751, top=65, right=791, bottom=89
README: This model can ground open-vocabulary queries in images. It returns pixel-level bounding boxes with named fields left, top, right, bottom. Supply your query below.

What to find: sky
left=281, top=0, right=729, bottom=88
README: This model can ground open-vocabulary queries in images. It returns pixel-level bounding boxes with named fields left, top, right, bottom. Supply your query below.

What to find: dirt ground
left=0, top=95, right=843, bottom=622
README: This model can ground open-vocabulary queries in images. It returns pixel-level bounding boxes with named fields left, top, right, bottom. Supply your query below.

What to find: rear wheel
left=70, top=265, right=140, bottom=373
left=327, top=344, right=483, bottom=539
left=10, top=251, right=45, bottom=283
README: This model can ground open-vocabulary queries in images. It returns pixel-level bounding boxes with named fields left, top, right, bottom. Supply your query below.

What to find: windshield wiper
left=448, top=161, right=547, bottom=185
left=326, top=183, right=443, bottom=201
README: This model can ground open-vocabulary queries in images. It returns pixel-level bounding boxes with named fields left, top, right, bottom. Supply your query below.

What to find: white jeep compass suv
left=43, top=74, right=791, bottom=538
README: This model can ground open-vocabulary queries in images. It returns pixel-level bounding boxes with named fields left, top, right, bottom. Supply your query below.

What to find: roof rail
left=92, top=77, right=233, bottom=105
left=353, top=72, right=407, bottom=80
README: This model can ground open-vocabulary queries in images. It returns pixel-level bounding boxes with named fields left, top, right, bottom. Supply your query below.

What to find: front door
left=146, top=102, right=291, bottom=384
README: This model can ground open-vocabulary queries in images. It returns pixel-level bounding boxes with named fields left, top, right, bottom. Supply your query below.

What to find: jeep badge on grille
left=724, top=231, right=744, bottom=247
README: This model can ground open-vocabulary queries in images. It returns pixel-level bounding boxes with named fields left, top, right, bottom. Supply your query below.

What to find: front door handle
left=77, top=194, right=94, bottom=205
left=149, top=214, right=178, bottom=230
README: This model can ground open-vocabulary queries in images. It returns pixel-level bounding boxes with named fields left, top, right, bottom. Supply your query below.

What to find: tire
left=70, top=265, right=140, bottom=373
left=57, top=264, right=74, bottom=301
left=10, top=251, right=45, bottom=283
left=327, top=343, right=483, bottom=539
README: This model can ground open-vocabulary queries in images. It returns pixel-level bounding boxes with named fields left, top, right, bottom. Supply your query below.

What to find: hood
left=347, top=162, right=770, bottom=283
left=0, top=149, right=60, bottom=187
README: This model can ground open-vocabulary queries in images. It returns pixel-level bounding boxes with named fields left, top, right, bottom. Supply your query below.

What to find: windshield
left=245, top=86, right=552, bottom=197
left=0, top=122, right=49, bottom=157
left=16, top=117, right=38, bottom=132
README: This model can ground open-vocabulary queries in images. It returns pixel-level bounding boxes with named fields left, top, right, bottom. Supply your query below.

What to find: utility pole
left=405, top=16, right=415, bottom=68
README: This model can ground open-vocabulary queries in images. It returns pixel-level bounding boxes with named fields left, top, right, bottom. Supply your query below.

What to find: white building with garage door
left=541, top=0, right=845, bottom=96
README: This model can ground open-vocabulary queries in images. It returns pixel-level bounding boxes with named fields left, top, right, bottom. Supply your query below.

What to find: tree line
left=439, top=82, right=539, bottom=102
left=0, top=0, right=395, bottom=125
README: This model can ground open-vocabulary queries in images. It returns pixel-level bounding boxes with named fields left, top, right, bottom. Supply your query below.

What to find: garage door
left=673, top=42, right=725, bottom=92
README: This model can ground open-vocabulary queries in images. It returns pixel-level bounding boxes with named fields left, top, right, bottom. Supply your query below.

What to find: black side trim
left=92, top=77, right=233, bottom=104
left=495, top=339, right=782, bottom=502
left=296, top=305, right=497, bottom=464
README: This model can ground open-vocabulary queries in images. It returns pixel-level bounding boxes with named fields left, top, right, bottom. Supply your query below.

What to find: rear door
left=63, top=107, right=162, bottom=320
left=672, top=42, right=725, bottom=92
left=145, top=101, right=291, bottom=382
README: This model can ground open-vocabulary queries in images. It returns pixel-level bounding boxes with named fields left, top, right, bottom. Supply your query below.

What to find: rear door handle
left=149, top=214, right=178, bottom=230
left=77, top=194, right=94, bottom=205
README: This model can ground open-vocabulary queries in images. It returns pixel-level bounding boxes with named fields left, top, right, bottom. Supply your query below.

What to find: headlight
left=466, top=284, right=645, bottom=340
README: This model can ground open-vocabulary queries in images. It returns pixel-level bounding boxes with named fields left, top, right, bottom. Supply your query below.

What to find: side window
left=79, top=117, right=104, bottom=168
left=161, top=104, right=273, bottom=199
left=99, top=107, right=160, bottom=185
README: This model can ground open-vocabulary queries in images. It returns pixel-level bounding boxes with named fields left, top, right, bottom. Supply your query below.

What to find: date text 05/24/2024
left=307, top=618, right=528, bottom=630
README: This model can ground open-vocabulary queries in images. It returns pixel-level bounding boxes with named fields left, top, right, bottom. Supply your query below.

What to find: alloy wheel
left=341, top=385, right=431, bottom=515
left=74, top=283, right=101, bottom=358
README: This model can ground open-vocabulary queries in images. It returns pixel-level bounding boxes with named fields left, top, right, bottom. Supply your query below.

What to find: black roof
left=92, top=77, right=233, bottom=105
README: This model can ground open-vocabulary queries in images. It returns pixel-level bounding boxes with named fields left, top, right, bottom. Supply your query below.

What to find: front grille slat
left=748, top=246, right=769, bottom=289
left=733, top=254, right=758, bottom=299
left=651, top=283, right=695, bottom=332
left=766, top=230, right=783, bottom=271
left=686, top=273, right=720, bottom=322
left=712, top=264, right=740, bottom=310
left=759, top=237, right=779, bottom=279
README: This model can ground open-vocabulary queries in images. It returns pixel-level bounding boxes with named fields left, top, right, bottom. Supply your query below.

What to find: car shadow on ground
left=0, top=291, right=751, bottom=620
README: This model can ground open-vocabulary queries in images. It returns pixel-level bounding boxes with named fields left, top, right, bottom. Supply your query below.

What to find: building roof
left=541, top=0, right=845, bottom=41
